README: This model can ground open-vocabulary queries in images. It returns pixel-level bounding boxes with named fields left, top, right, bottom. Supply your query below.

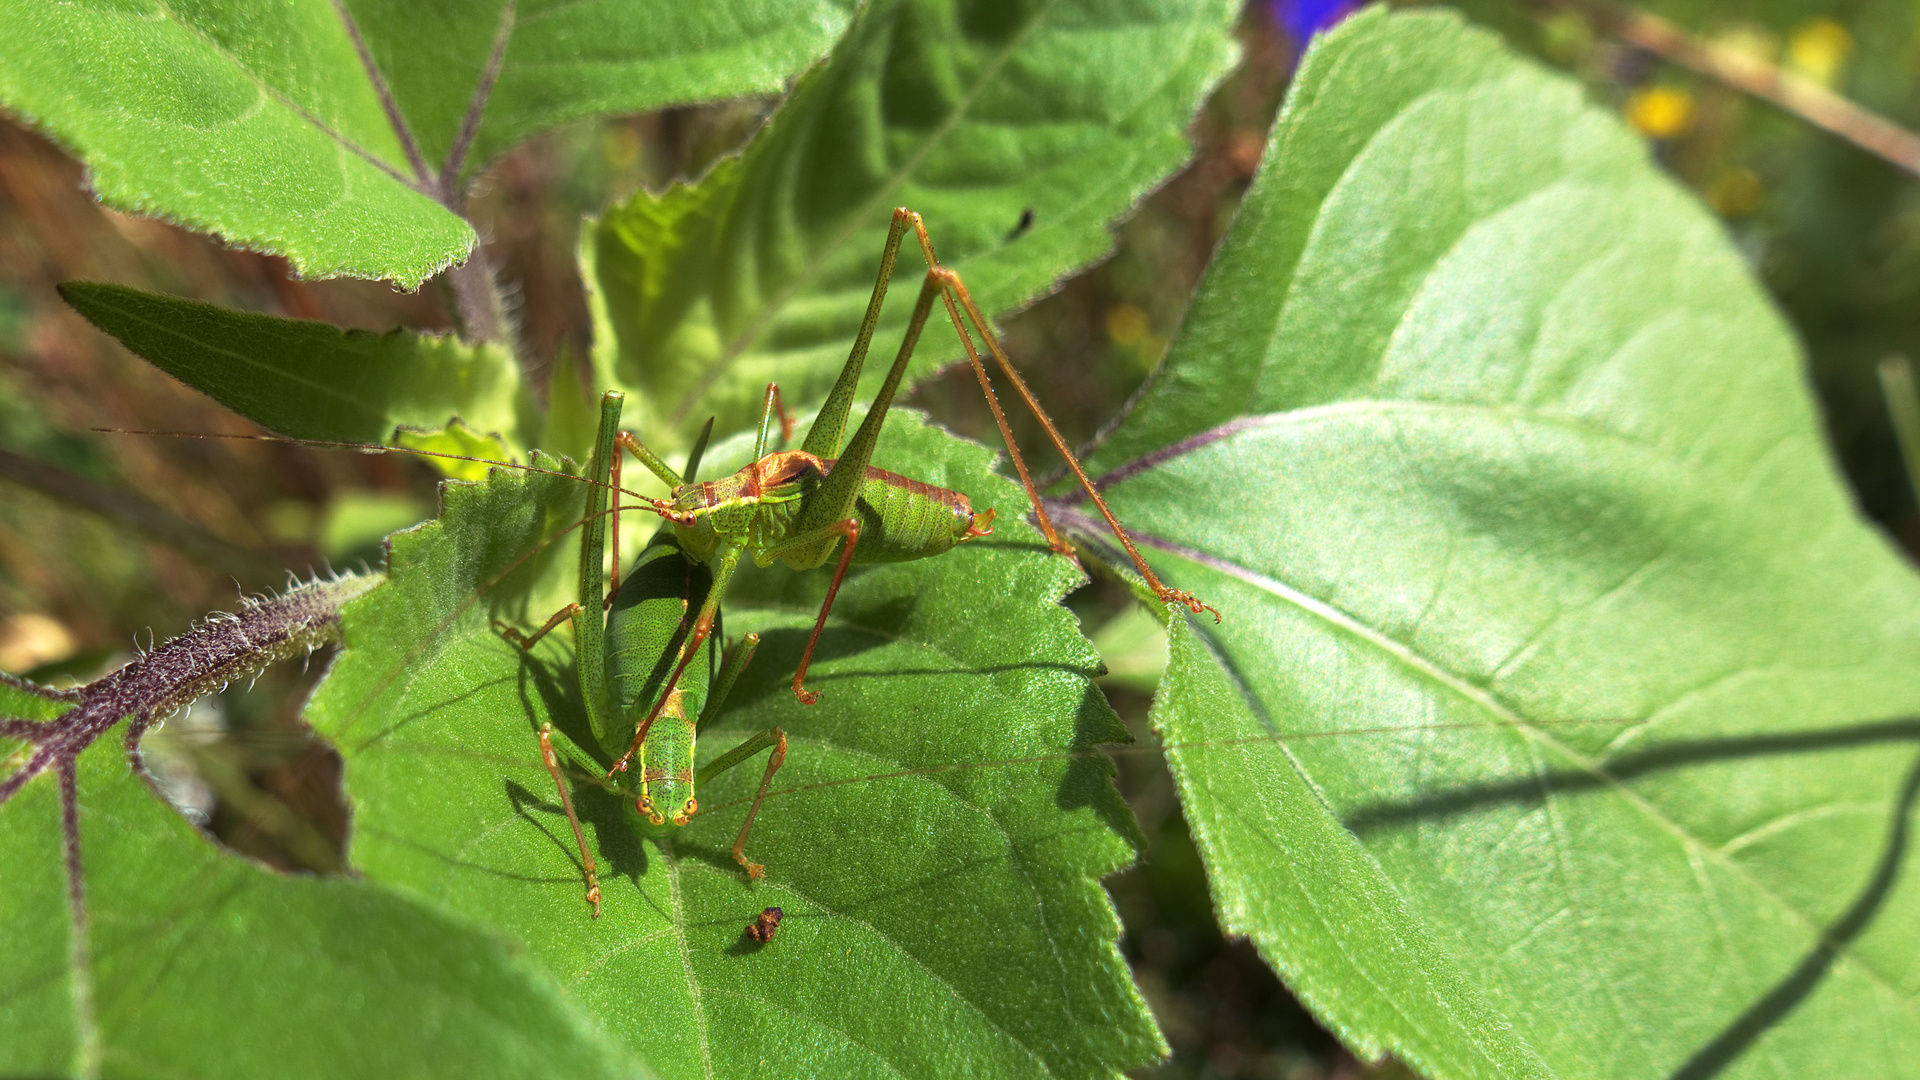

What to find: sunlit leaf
left=306, top=412, right=1162, bottom=1078
left=0, top=0, right=846, bottom=285
left=586, top=0, right=1241, bottom=444
left=1088, top=9, right=1920, bottom=1077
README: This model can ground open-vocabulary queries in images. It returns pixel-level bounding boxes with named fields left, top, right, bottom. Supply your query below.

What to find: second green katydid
left=503, top=392, right=787, bottom=916
left=602, top=207, right=1218, bottom=779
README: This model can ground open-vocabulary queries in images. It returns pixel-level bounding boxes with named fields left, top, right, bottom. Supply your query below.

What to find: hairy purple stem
left=0, top=574, right=381, bottom=812
left=0, top=574, right=381, bottom=1064
left=331, top=0, right=434, bottom=187
left=442, top=0, right=517, bottom=200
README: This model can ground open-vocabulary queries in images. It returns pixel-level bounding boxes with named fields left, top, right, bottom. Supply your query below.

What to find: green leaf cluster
left=1101, top=9, right=1920, bottom=1076
left=7, top=3, right=1920, bottom=1078
left=0, top=0, right=850, bottom=285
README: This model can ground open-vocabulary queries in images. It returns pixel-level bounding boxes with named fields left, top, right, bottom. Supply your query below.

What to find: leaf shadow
left=503, top=641, right=659, bottom=899
left=1054, top=680, right=1146, bottom=853
left=1343, top=717, right=1920, bottom=832
left=508, top=637, right=603, bottom=766
left=1669, top=746, right=1920, bottom=1079
left=1338, top=716, right=1920, bottom=1077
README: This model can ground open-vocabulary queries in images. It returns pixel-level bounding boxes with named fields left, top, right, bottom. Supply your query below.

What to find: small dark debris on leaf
left=747, top=906, right=784, bottom=943
left=1005, top=208, right=1034, bottom=242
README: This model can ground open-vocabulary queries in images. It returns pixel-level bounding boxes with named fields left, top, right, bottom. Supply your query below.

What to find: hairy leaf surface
left=0, top=0, right=845, bottom=285
left=586, top=0, right=1240, bottom=444
left=1084, top=10, right=1920, bottom=1078
left=305, top=413, right=1162, bottom=1079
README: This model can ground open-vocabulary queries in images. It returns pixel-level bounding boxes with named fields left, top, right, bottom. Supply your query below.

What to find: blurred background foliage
left=3, top=0, right=1917, bottom=1076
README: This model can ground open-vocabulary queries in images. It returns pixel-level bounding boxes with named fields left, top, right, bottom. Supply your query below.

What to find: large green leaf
left=1079, top=8, right=1920, bottom=1078
left=343, top=0, right=852, bottom=181
left=60, top=282, right=532, bottom=448
left=0, top=0, right=846, bottom=286
left=0, top=693, right=642, bottom=1080
left=585, top=0, right=1240, bottom=445
left=305, top=412, right=1162, bottom=1079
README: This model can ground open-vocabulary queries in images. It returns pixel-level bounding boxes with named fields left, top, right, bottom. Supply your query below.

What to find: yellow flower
left=1626, top=86, right=1694, bottom=140
left=1786, top=18, right=1851, bottom=86
left=1104, top=304, right=1150, bottom=347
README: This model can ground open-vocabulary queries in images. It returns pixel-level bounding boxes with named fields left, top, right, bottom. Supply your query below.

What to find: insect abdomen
left=629, top=714, right=697, bottom=834
left=849, top=465, right=981, bottom=563
left=604, top=530, right=713, bottom=753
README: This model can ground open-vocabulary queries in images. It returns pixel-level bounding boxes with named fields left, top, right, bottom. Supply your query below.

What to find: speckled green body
left=667, top=455, right=981, bottom=572
left=602, top=529, right=713, bottom=832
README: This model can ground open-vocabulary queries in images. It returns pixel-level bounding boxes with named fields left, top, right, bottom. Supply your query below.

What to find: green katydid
left=499, top=391, right=788, bottom=916
left=96, top=209, right=1219, bottom=913
left=594, top=207, right=1219, bottom=780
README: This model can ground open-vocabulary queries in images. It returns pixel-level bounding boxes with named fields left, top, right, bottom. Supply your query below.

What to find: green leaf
left=585, top=0, right=1240, bottom=445
left=398, top=422, right=518, bottom=481
left=59, top=282, right=530, bottom=448
left=1087, top=8, right=1920, bottom=1077
left=0, top=0, right=466, bottom=285
left=0, top=0, right=846, bottom=285
left=344, top=0, right=853, bottom=181
left=306, top=412, right=1162, bottom=1078
left=0, top=713, right=643, bottom=1080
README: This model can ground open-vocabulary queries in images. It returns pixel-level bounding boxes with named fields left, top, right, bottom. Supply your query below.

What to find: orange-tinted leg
left=499, top=602, right=585, bottom=651
left=692, top=723, right=789, bottom=880
left=538, top=724, right=602, bottom=918
left=792, top=518, right=861, bottom=705
left=609, top=542, right=746, bottom=776
left=607, top=607, right=713, bottom=777
left=906, top=212, right=1220, bottom=622
left=731, top=729, right=786, bottom=878
left=764, top=382, right=795, bottom=447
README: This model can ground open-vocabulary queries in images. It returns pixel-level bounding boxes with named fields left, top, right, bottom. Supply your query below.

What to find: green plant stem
left=1548, top=0, right=1920, bottom=178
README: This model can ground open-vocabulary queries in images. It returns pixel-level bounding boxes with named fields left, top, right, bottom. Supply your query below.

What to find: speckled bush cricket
left=499, top=391, right=787, bottom=916
left=587, top=207, right=1220, bottom=785
left=82, top=207, right=1226, bottom=917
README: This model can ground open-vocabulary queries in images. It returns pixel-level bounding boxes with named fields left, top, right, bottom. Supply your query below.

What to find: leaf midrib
left=682, top=0, right=1062, bottom=425
left=1164, top=529, right=1920, bottom=1007
left=149, top=0, right=421, bottom=194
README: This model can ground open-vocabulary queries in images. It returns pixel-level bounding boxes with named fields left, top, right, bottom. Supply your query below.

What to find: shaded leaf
left=61, top=282, right=529, bottom=448
left=305, top=412, right=1162, bottom=1079
left=1087, top=9, right=1920, bottom=1077
left=0, top=706, right=644, bottom=1080
left=585, top=0, right=1241, bottom=444
left=0, top=0, right=846, bottom=285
